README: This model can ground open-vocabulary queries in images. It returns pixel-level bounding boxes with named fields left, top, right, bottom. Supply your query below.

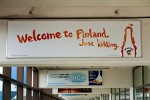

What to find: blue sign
left=70, top=72, right=86, bottom=82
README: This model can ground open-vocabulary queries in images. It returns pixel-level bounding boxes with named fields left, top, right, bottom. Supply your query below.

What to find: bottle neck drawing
left=121, top=24, right=137, bottom=57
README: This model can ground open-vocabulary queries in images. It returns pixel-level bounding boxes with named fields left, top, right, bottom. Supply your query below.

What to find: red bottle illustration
left=121, top=24, right=137, bottom=57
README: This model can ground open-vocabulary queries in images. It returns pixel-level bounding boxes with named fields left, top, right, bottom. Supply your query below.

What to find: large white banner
left=47, top=70, right=102, bottom=86
left=7, top=20, right=141, bottom=58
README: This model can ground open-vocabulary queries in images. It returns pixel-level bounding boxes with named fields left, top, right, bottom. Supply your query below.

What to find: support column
left=26, top=67, right=32, bottom=100
left=17, top=67, right=24, bottom=100
left=3, top=67, right=11, bottom=100
left=33, top=67, right=39, bottom=100
left=130, top=87, right=134, bottom=100
left=109, top=94, right=112, bottom=100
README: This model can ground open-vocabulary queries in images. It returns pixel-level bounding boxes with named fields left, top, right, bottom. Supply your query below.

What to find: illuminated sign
left=47, top=70, right=102, bottom=86
left=58, top=88, right=92, bottom=93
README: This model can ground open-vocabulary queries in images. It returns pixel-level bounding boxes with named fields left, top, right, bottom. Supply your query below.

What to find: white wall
left=39, top=68, right=132, bottom=88
left=0, top=0, right=150, bottom=67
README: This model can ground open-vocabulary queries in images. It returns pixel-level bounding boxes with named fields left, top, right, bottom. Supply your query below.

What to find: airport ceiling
left=38, top=66, right=134, bottom=70
left=0, top=0, right=150, bottom=7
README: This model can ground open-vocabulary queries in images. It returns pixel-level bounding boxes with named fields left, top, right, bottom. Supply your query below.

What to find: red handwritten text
left=17, top=30, right=62, bottom=43
left=79, top=39, right=94, bottom=46
left=76, top=28, right=109, bottom=39
left=97, top=39, right=119, bottom=50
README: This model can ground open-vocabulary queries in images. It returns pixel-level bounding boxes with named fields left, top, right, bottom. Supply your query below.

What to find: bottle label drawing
left=121, top=24, right=137, bottom=57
